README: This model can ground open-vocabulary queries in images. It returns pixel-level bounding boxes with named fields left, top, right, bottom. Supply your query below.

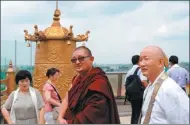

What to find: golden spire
left=53, top=0, right=61, bottom=22
left=56, top=0, right=58, bottom=9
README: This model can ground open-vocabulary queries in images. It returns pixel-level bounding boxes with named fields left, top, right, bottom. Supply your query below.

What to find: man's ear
left=159, top=58, right=164, bottom=67
left=90, top=56, right=94, bottom=62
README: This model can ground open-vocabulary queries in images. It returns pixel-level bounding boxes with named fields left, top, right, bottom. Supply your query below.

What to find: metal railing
left=106, top=72, right=127, bottom=98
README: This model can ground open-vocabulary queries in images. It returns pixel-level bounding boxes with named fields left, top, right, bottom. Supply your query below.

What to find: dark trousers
left=131, top=99, right=143, bottom=124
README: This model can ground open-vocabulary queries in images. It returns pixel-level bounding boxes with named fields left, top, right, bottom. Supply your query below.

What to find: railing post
left=6, top=61, right=15, bottom=95
left=117, top=73, right=122, bottom=98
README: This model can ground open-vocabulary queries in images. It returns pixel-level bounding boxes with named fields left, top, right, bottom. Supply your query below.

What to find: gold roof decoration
left=7, top=60, right=14, bottom=72
left=24, top=1, right=90, bottom=46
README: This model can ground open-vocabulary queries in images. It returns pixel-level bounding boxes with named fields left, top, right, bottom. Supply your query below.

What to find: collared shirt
left=124, top=65, right=147, bottom=85
left=167, top=64, right=190, bottom=88
left=141, top=71, right=189, bottom=124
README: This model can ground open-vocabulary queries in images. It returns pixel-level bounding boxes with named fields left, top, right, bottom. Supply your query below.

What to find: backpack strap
left=125, top=67, right=140, bottom=86
left=138, top=72, right=168, bottom=124
left=49, top=83, right=62, bottom=103
left=134, top=67, right=140, bottom=75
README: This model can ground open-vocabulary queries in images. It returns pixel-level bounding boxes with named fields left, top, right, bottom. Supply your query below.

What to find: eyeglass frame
left=70, top=56, right=91, bottom=63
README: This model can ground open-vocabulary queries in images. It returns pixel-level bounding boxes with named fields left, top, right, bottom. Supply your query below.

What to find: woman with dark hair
left=43, top=68, right=61, bottom=124
left=1, top=70, right=44, bottom=124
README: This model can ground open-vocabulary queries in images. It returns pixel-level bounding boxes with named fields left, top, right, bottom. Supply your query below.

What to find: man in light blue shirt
left=167, top=55, right=190, bottom=92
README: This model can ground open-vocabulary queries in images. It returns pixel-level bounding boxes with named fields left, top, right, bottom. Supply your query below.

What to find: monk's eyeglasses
left=71, top=56, right=91, bottom=63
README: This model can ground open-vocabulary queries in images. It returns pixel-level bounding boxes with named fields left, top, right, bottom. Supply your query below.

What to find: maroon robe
left=64, top=67, right=120, bottom=124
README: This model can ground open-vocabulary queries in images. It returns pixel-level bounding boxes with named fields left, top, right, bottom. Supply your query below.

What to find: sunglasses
left=71, top=56, right=91, bottom=63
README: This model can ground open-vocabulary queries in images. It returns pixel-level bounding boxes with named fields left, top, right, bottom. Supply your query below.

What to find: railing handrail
left=106, top=72, right=127, bottom=74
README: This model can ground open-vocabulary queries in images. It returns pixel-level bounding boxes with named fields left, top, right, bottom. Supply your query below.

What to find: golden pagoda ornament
left=23, top=1, right=90, bottom=97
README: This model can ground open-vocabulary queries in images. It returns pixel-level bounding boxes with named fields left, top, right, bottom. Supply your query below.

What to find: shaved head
left=139, top=46, right=166, bottom=83
left=73, top=46, right=92, bottom=57
left=141, top=46, right=165, bottom=60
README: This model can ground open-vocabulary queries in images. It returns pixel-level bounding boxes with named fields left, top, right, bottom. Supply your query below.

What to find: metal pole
left=31, top=42, right=32, bottom=67
left=15, top=40, right=17, bottom=70
left=5, top=57, right=7, bottom=71
left=5, top=57, right=6, bottom=66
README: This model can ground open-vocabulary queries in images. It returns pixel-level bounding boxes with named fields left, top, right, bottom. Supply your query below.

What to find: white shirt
left=167, top=64, right=190, bottom=88
left=124, top=65, right=147, bottom=85
left=141, top=71, right=189, bottom=124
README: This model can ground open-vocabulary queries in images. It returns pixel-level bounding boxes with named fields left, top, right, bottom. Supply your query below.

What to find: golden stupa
left=24, top=1, right=90, bottom=98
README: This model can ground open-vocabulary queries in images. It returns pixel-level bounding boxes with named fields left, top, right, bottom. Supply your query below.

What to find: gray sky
left=1, top=1, right=189, bottom=65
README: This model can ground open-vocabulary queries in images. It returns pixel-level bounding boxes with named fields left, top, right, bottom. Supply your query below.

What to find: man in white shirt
left=167, top=55, right=190, bottom=92
left=124, top=55, right=147, bottom=124
left=124, top=56, right=147, bottom=85
left=139, top=46, right=189, bottom=124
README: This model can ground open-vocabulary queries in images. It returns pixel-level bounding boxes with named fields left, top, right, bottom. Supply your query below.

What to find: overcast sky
left=1, top=1, right=189, bottom=65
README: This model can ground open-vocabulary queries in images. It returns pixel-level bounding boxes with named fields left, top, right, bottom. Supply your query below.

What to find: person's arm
left=58, top=84, right=73, bottom=124
left=1, top=92, right=14, bottom=124
left=35, top=90, right=45, bottom=124
left=43, top=84, right=62, bottom=107
left=39, top=107, right=45, bottom=124
left=44, top=90, right=61, bottom=107
left=1, top=108, right=14, bottom=124
left=58, top=92, right=68, bottom=124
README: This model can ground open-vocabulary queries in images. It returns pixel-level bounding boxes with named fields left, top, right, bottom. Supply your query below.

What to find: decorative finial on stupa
left=56, top=0, right=58, bottom=9
left=7, top=60, right=14, bottom=72
left=53, top=0, right=61, bottom=21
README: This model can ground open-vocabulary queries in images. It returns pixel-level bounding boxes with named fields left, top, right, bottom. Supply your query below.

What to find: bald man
left=139, top=46, right=189, bottom=124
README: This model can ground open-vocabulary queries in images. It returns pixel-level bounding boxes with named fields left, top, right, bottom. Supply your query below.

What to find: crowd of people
left=1, top=46, right=189, bottom=124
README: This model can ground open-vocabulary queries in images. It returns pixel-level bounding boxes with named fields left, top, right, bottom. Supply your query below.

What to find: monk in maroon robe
left=58, top=46, right=120, bottom=124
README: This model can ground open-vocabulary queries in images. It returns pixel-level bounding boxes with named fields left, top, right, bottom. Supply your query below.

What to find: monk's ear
left=90, top=56, right=94, bottom=62
left=159, top=58, right=164, bottom=67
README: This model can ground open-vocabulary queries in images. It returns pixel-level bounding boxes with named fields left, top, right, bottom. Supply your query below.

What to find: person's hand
left=8, top=121, right=14, bottom=124
left=58, top=118, right=68, bottom=124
